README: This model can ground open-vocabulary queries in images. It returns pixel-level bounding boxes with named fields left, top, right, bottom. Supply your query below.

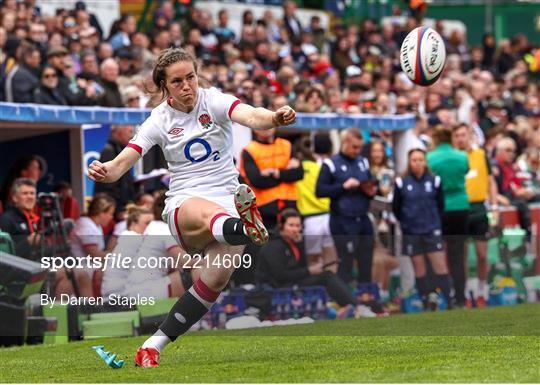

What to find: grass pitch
left=0, top=304, right=538, bottom=383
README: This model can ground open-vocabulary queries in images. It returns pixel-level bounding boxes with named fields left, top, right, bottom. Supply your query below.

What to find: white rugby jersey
left=127, top=87, right=241, bottom=217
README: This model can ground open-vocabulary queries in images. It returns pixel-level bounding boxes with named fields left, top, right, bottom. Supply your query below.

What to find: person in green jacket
left=427, top=125, right=470, bottom=307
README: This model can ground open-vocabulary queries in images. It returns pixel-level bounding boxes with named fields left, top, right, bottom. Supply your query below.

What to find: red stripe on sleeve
left=228, top=99, right=241, bottom=119
left=127, top=143, right=142, bottom=155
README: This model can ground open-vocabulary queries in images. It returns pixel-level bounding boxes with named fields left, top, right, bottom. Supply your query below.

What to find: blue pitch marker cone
left=92, top=345, right=125, bottom=369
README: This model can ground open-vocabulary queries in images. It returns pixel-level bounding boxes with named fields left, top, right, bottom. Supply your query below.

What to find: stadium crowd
left=0, top=0, right=539, bottom=312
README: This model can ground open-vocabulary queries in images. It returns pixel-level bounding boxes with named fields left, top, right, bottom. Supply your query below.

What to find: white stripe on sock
left=189, top=286, right=214, bottom=310
left=211, top=215, right=229, bottom=243
left=142, top=329, right=171, bottom=353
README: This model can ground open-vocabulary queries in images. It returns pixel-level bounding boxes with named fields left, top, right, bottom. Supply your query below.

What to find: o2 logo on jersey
left=184, top=138, right=220, bottom=163
left=198, top=113, right=213, bottom=130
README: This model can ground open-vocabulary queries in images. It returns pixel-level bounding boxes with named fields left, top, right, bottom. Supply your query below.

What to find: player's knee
left=202, top=206, right=227, bottom=227
left=205, top=269, right=233, bottom=290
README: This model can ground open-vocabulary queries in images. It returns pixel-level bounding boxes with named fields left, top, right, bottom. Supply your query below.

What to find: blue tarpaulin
left=0, top=102, right=415, bottom=131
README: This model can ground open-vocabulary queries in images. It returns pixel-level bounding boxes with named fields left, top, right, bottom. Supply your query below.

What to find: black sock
left=415, top=276, right=429, bottom=300
left=435, top=274, right=453, bottom=305
left=159, top=288, right=212, bottom=341
left=223, top=217, right=251, bottom=245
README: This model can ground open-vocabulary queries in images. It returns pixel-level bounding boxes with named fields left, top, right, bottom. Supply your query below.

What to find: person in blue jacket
left=392, top=148, right=453, bottom=308
left=316, top=128, right=377, bottom=284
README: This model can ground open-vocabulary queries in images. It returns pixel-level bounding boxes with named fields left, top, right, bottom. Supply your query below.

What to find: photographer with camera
left=0, top=178, right=89, bottom=297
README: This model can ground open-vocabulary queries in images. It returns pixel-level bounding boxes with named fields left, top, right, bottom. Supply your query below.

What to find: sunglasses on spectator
left=128, top=96, right=140, bottom=102
left=43, top=73, right=57, bottom=79
left=64, top=21, right=76, bottom=28
left=504, top=148, right=516, bottom=153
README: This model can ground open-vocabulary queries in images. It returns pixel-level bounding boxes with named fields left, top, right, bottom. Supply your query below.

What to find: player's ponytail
left=145, top=48, right=198, bottom=102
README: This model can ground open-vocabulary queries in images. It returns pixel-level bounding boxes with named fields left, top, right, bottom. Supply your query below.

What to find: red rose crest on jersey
left=168, top=127, right=184, bottom=138
left=198, top=113, right=213, bottom=130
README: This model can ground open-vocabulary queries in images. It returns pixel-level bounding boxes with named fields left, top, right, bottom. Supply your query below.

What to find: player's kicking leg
left=135, top=184, right=267, bottom=367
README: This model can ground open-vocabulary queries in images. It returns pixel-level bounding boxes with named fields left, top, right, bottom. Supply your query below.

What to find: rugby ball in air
left=400, top=26, right=446, bottom=86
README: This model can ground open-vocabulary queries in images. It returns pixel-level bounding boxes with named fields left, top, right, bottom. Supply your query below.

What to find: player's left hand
left=273, top=106, right=296, bottom=126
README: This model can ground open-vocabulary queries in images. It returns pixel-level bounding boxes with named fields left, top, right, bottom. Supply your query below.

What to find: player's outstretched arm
left=231, top=103, right=296, bottom=130
left=88, top=146, right=141, bottom=183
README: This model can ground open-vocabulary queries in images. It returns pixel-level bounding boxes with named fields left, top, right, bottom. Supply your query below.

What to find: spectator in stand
left=70, top=193, right=116, bottom=297
left=80, top=26, right=100, bottom=52
left=368, top=140, right=394, bottom=200
left=516, top=147, right=540, bottom=202
left=66, top=33, right=82, bottom=73
left=0, top=154, right=42, bottom=210
left=169, top=22, right=183, bottom=48
left=392, top=149, right=453, bottom=309
left=239, top=127, right=303, bottom=231
left=94, top=125, right=137, bottom=218
left=366, top=139, right=399, bottom=300
left=256, top=208, right=376, bottom=317
left=316, top=128, right=377, bottom=285
left=27, top=22, right=47, bottom=64
left=97, top=58, right=123, bottom=107
left=46, top=45, right=85, bottom=105
left=108, top=14, right=136, bottom=52
left=0, top=178, right=91, bottom=297
left=4, top=43, right=40, bottom=102
left=97, top=41, right=114, bottom=62
left=331, top=36, right=354, bottom=80
left=427, top=125, right=470, bottom=307
left=75, top=69, right=103, bottom=106
left=53, top=181, right=80, bottom=221
left=492, top=137, right=533, bottom=235
left=75, top=1, right=103, bottom=39
left=80, top=50, right=99, bottom=76
left=300, top=87, right=328, bottom=113
left=33, top=65, right=68, bottom=105
left=122, top=85, right=143, bottom=108
left=295, top=134, right=338, bottom=273
left=106, top=191, right=155, bottom=251
left=214, top=9, right=236, bottom=42
left=452, top=123, right=499, bottom=306
left=282, top=0, right=303, bottom=40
